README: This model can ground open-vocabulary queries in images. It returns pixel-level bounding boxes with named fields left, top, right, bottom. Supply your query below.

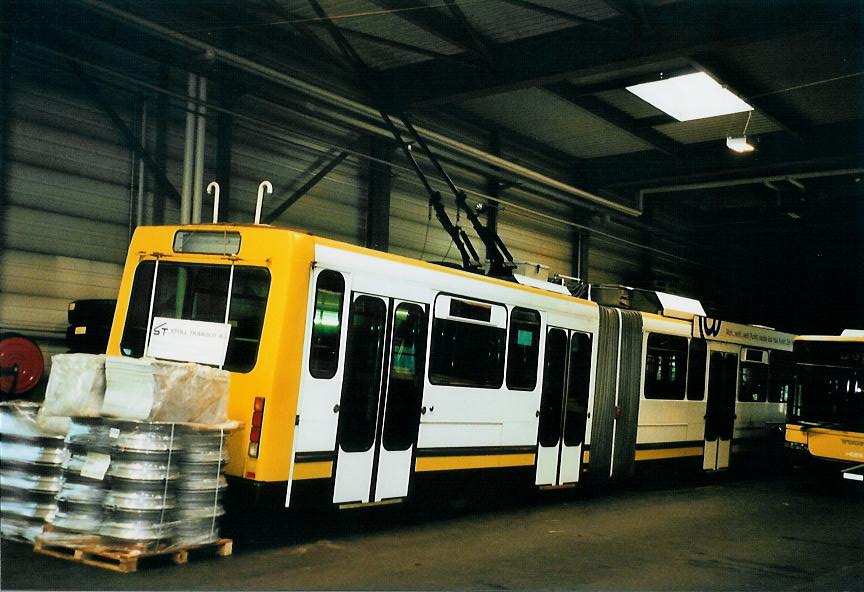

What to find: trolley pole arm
left=399, top=117, right=515, bottom=275
left=380, top=111, right=481, bottom=271
left=301, top=0, right=484, bottom=272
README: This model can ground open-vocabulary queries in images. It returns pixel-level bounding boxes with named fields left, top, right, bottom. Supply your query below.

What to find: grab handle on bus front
left=208, top=181, right=220, bottom=223
left=254, top=180, right=273, bottom=225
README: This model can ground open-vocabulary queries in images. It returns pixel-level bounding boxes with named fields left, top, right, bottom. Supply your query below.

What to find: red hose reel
left=0, top=334, right=45, bottom=398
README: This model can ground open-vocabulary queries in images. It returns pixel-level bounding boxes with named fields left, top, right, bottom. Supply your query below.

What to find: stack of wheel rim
left=49, top=418, right=110, bottom=535
left=100, top=421, right=181, bottom=547
left=175, top=426, right=229, bottom=545
left=0, top=402, right=65, bottom=542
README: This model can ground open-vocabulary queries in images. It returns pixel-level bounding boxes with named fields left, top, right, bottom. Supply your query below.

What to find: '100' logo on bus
left=699, top=317, right=722, bottom=338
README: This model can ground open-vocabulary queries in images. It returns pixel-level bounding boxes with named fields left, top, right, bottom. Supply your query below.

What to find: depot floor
left=2, top=465, right=862, bottom=591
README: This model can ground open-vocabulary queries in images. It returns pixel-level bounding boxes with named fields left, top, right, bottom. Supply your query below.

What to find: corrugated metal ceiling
left=461, top=88, right=651, bottom=158
left=654, top=111, right=781, bottom=145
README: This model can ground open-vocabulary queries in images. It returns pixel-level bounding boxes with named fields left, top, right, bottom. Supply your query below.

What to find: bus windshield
left=791, top=341, right=864, bottom=431
left=792, top=365, right=864, bottom=430
left=119, top=261, right=270, bottom=373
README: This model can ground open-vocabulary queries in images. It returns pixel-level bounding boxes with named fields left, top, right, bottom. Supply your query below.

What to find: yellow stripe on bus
left=635, top=446, right=703, bottom=461
left=415, top=453, right=536, bottom=472
left=293, top=461, right=333, bottom=480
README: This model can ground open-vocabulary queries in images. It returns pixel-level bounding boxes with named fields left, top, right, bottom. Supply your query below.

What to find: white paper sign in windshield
left=146, top=317, right=231, bottom=366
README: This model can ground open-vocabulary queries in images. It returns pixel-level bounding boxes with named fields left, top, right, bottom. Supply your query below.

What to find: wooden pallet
left=33, top=537, right=232, bottom=573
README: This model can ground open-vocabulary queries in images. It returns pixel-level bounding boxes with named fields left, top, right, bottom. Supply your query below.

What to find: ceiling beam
left=325, top=25, right=480, bottom=69
left=378, top=1, right=859, bottom=107
left=550, top=65, right=696, bottom=98
left=255, top=0, right=354, bottom=71
left=545, top=81, right=685, bottom=157
left=442, top=0, right=496, bottom=67
left=365, top=0, right=488, bottom=62
left=497, top=0, right=623, bottom=33
left=690, top=55, right=807, bottom=139
left=600, top=0, right=652, bottom=32
left=592, top=118, right=864, bottom=191
left=444, top=105, right=586, bottom=169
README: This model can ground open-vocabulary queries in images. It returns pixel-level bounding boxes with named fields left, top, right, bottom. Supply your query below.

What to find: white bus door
left=536, top=329, right=593, bottom=486
left=333, top=295, right=427, bottom=504
left=703, top=350, right=739, bottom=471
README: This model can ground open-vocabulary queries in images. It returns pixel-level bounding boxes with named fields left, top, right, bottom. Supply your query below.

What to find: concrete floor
left=2, top=470, right=862, bottom=590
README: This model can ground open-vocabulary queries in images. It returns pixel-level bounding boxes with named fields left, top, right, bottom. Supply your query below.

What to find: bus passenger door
left=703, top=350, right=739, bottom=471
left=333, top=295, right=427, bottom=504
left=536, top=329, right=592, bottom=486
left=373, top=301, right=427, bottom=502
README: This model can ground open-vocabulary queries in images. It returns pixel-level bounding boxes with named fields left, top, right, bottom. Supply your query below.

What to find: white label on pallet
left=80, top=452, right=111, bottom=480
left=146, top=317, right=231, bottom=366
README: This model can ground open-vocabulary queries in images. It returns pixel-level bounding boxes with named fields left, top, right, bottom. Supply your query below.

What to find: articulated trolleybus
left=107, top=223, right=796, bottom=508
left=785, top=332, right=864, bottom=479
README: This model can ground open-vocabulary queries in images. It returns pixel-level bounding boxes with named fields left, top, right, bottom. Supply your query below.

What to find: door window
left=563, top=332, right=593, bottom=447
left=687, top=339, right=707, bottom=400
left=738, top=353, right=768, bottom=402
left=705, top=352, right=726, bottom=441
left=309, top=271, right=345, bottom=379
left=337, top=296, right=387, bottom=453
left=382, top=303, right=428, bottom=452
left=537, top=328, right=567, bottom=447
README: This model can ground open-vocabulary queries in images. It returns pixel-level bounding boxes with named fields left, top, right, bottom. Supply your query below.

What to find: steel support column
left=638, top=199, right=655, bottom=289
left=365, top=136, right=394, bottom=252
left=0, top=0, right=16, bottom=250
left=263, top=148, right=353, bottom=224
left=71, top=63, right=181, bottom=212
left=215, top=86, right=235, bottom=224
left=484, top=130, right=502, bottom=265
left=151, top=65, right=170, bottom=225
left=573, top=225, right=590, bottom=282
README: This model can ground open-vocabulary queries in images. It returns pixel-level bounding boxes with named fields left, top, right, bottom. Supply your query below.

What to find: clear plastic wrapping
left=108, top=460, right=180, bottom=481
left=0, top=400, right=64, bottom=440
left=110, top=421, right=184, bottom=453
left=36, top=415, right=72, bottom=437
left=49, top=503, right=104, bottom=533
left=1, top=467, right=64, bottom=494
left=23, top=419, right=240, bottom=551
left=175, top=365, right=230, bottom=424
left=65, top=418, right=112, bottom=451
left=41, top=354, right=106, bottom=418
left=101, top=357, right=230, bottom=424
left=0, top=440, right=67, bottom=466
left=1, top=497, right=58, bottom=520
left=1, top=515, right=48, bottom=543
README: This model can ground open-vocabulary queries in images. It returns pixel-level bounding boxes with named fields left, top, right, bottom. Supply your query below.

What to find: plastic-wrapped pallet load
left=37, top=354, right=106, bottom=436
left=175, top=424, right=236, bottom=546
left=99, top=420, right=182, bottom=549
left=21, top=352, right=239, bottom=563
left=0, top=401, right=66, bottom=542
left=46, top=419, right=111, bottom=538
left=101, top=357, right=229, bottom=424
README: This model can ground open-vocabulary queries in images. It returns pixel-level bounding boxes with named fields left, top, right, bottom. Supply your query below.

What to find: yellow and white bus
left=107, top=223, right=796, bottom=508
left=785, top=333, right=864, bottom=466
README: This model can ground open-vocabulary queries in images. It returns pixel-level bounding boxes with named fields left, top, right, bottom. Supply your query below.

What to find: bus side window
left=429, top=295, right=507, bottom=388
left=506, top=307, right=541, bottom=391
left=309, top=270, right=345, bottom=379
left=644, top=333, right=688, bottom=400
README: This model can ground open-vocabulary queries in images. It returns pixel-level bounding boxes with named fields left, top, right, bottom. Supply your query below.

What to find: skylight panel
left=626, top=72, right=753, bottom=122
